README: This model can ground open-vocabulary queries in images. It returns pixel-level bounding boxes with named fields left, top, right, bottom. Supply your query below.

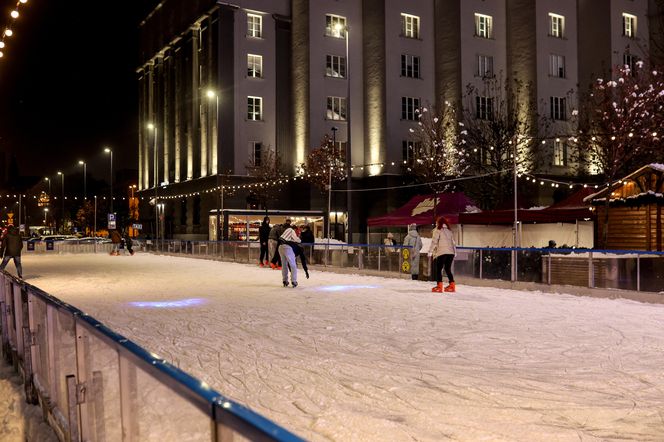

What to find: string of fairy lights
left=4, top=126, right=656, bottom=203
left=0, top=0, right=29, bottom=59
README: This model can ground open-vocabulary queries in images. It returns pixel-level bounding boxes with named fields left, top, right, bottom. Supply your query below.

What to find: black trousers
left=434, top=254, right=454, bottom=283
left=259, top=242, right=268, bottom=262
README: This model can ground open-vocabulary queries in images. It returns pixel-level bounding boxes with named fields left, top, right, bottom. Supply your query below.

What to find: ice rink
left=10, top=252, right=664, bottom=441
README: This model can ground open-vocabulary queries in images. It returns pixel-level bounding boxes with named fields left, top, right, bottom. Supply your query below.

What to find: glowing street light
left=104, top=147, right=114, bottom=213
left=57, top=171, right=65, bottom=233
left=78, top=160, right=87, bottom=201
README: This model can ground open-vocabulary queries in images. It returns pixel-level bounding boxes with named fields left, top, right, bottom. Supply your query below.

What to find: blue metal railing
left=0, top=272, right=305, bottom=442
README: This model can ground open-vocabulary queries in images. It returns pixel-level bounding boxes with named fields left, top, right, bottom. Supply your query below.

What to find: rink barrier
left=144, top=240, right=664, bottom=293
left=0, top=272, right=305, bottom=442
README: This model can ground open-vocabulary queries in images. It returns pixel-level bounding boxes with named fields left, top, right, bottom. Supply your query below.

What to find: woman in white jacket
left=428, top=217, right=456, bottom=293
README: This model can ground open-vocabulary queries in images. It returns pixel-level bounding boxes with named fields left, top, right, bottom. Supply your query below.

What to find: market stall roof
left=459, top=188, right=595, bottom=225
left=367, top=193, right=475, bottom=227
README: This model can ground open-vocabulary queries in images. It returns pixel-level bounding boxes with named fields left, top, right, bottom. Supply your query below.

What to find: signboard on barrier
left=27, top=242, right=35, bottom=251
left=46, top=241, right=54, bottom=251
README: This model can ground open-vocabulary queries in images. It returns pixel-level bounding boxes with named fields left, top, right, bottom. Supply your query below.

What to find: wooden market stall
left=585, top=164, right=664, bottom=251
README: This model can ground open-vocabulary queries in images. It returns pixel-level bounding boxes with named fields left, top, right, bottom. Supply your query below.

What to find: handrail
left=1, top=272, right=305, bottom=442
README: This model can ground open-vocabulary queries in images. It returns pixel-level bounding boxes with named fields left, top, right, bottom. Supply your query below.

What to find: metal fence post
left=66, top=374, right=81, bottom=442
left=637, top=254, right=641, bottom=292
left=398, top=248, right=403, bottom=277
left=588, top=251, right=594, bottom=288
left=479, top=250, right=483, bottom=280
left=547, top=253, right=552, bottom=285
left=21, top=287, right=37, bottom=404
left=378, top=247, right=381, bottom=272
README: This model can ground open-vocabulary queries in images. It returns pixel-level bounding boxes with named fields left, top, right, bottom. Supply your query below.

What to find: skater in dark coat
left=258, top=217, right=271, bottom=267
left=299, top=224, right=315, bottom=263
left=0, top=225, right=23, bottom=278
left=123, top=230, right=135, bottom=255
left=270, top=220, right=291, bottom=269
left=283, top=238, right=310, bottom=280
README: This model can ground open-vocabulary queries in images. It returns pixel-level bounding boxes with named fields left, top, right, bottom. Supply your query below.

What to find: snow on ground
left=10, top=253, right=664, bottom=441
left=0, top=362, right=58, bottom=441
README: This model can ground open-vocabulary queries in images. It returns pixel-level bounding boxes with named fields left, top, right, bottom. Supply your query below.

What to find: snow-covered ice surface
left=0, top=362, right=58, bottom=441
left=15, top=253, right=664, bottom=441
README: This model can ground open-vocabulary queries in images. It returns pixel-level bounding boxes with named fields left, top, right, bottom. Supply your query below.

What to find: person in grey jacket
left=0, top=226, right=23, bottom=279
left=403, top=223, right=423, bottom=280
left=268, top=222, right=285, bottom=268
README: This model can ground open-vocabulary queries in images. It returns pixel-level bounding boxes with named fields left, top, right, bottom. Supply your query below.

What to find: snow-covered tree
left=406, top=102, right=468, bottom=192
left=300, top=135, right=347, bottom=192
left=245, top=147, right=285, bottom=209
left=576, top=62, right=664, bottom=182
left=460, top=77, right=540, bottom=210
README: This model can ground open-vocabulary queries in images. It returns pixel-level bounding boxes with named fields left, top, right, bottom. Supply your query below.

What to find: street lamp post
left=57, top=171, right=64, bottom=233
left=335, top=22, right=352, bottom=243
left=207, top=89, right=224, bottom=241
left=44, top=177, right=51, bottom=226
left=148, top=123, right=158, bottom=248
left=78, top=160, right=87, bottom=201
left=512, top=140, right=519, bottom=281
left=43, top=208, right=48, bottom=225
left=104, top=147, right=113, bottom=213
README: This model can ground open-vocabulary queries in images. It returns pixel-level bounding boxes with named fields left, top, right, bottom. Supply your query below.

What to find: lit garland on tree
left=300, top=134, right=347, bottom=192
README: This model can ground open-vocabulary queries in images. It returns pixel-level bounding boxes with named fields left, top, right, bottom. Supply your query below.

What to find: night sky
left=0, top=0, right=158, bottom=185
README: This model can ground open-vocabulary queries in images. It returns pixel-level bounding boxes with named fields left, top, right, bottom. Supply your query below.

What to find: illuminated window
left=326, top=55, right=346, bottom=78
left=401, top=54, right=420, bottom=78
left=401, top=97, right=420, bottom=120
left=553, top=140, right=567, bottom=166
left=247, top=13, right=262, bottom=38
left=549, top=13, right=564, bottom=38
left=475, top=96, right=493, bottom=120
left=622, top=13, right=636, bottom=38
left=248, top=96, right=262, bottom=120
left=549, top=54, right=565, bottom=78
left=475, top=14, right=492, bottom=39
left=401, top=13, right=420, bottom=39
left=247, top=54, right=262, bottom=78
left=326, top=96, right=347, bottom=120
left=477, top=54, right=494, bottom=77
left=325, top=14, right=346, bottom=38
left=550, top=96, right=567, bottom=120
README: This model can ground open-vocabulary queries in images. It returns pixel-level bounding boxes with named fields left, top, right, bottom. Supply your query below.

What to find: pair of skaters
left=258, top=217, right=309, bottom=287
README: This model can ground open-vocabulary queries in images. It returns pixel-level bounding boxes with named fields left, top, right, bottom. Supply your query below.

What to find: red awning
left=459, top=188, right=596, bottom=225
left=367, top=193, right=475, bottom=227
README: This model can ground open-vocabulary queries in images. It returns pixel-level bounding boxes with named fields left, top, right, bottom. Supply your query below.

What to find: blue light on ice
left=317, top=285, right=379, bottom=292
left=128, top=298, right=207, bottom=308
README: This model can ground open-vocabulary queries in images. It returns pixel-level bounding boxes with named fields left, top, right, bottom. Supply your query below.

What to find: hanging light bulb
left=5, top=29, right=13, bottom=37
left=10, top=11, right=19, bottom=19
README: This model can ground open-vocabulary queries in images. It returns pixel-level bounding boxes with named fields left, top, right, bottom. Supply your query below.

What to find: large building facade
left=137, top=0, right=657, bottom=239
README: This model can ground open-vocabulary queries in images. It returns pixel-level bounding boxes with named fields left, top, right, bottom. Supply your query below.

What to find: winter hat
left=408, top=223, right=417, bottom=231
left=387, top=232, right=394, bottom=239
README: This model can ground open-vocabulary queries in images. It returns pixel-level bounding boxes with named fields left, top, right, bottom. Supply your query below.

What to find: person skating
left=123, top=230, right=135, bottom=256
left=278, top=223, right=301, bottom=287
left=299, top=223, right=315, bottom=263
left=258, top=216, right=271, bottom=267
left=403, top=223, right=423, bottom=280
left=110, top=229, right=122, bottom=256
left=428, top=216, right=456, bottom=293
left=268, top=222, right=285, bottom=269
left=283, top=235, right=311, bottom=280
left=0, top=225, right=23, bottom=279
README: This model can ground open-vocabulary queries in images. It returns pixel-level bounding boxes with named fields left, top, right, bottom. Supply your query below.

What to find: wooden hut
left=585, top=164, right=664, bottom=251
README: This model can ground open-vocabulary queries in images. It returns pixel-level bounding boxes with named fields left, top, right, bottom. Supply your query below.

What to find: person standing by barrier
left=428, top=217, right=456, bottom=293
left=403, top=223, right=423, bottom=280
left=258, top=216, right=271, bottom=267
left=278, top=223, right=301, bottom=287
left=0, top=225, right=23, bottom=279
